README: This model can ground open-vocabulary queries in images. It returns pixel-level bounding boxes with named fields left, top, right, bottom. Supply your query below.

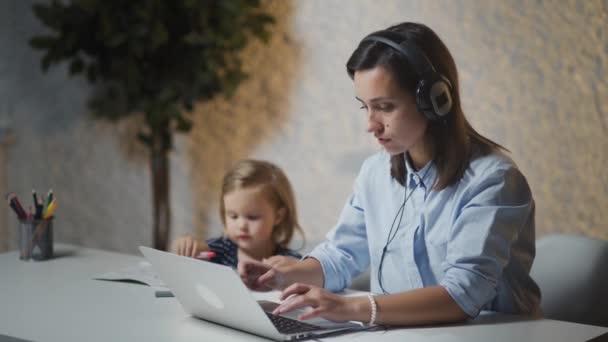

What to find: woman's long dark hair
left=347, top=22, right=505, bottom=189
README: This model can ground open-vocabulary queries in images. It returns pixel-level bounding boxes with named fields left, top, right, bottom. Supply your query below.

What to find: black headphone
left=361, top=30, right=453, bottom=122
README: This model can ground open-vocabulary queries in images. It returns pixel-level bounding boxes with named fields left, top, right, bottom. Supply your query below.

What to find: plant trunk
left=150, top=132, right=171, bottom=251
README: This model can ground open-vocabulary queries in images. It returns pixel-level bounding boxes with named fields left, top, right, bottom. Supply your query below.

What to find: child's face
left=223, top=185, right=284, bottom=257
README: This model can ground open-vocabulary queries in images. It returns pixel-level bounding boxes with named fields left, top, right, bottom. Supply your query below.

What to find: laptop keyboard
left=265, top=312, right=323, bottom=334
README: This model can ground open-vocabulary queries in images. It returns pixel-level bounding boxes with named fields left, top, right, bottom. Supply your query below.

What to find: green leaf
left=69, top=58, right=84, bottom=75
left=106, top=33, right=127, bottom=47
left=183, top=32, right=207, bottom=46
left=175, top=115, right=193, bottom=133
left=29, top=36, right=57, bottom=50
left=149, top=24, right=169, bottom=50
left=75, top=0, right=100, bottom=12
left=32, top=3, right=61, bottom=30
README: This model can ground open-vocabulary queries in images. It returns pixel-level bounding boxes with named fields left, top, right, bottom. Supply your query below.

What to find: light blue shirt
left=309, top=150, right=541, bottom=317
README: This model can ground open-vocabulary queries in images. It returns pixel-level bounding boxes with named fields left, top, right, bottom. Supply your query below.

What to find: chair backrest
left=530, top=234, right=608, bottom=327
left=350, top=268, right=371, bottom=292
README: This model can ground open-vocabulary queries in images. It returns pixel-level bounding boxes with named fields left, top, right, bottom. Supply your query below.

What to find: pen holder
left=18, top=218, right=54, bottom=261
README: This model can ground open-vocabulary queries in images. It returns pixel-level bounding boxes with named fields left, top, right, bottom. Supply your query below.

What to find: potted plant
left=29, top=0, right=275, bottom=250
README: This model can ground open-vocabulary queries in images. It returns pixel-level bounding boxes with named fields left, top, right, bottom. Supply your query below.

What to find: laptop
left=139, top=246, right=364, bottom=341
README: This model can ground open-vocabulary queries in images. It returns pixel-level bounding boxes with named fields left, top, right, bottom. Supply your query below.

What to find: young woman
left=239, top=22, right=541, bottom=326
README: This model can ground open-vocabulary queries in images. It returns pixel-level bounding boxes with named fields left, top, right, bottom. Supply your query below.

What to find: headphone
left=361, top=30, right=454, bottom=122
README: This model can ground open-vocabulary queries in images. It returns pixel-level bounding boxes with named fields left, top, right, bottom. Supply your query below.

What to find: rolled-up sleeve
left=308, top=165, right=370, bottom=292
left=440, top=166, right=534, bottom=317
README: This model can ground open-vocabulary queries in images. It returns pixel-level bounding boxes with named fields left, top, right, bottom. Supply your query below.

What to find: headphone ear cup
left=416, top=73, right=453, bottom=121
left=415, top=78, right=437, bottom=121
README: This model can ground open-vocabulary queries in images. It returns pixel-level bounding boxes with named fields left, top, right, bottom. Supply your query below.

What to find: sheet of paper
left=93, top=260, right=167, bottom=288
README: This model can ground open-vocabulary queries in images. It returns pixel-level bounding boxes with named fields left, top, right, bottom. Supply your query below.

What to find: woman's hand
left=171, top=235, right=209, bottom=258
left=272, top=283, right=369, bottom=323
left=238, top=259, right=288, bottom=291
left=262, top=255, right=299, bottom=268
left=238, top=257, right=325, bottom=292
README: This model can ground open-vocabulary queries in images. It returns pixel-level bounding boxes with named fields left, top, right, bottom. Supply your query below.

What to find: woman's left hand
left=262, top=255, right=299, bottom=268
left=272, top=283, right=368, bottom=323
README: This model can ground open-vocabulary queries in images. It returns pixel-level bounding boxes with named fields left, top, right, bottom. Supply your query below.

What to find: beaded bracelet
left=367, top=293, right=377, bottom=325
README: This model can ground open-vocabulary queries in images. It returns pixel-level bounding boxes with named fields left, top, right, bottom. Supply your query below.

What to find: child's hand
left=171, top=235, right=209, bottom=258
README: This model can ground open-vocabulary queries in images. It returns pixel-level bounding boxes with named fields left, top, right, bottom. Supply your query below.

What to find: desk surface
left=1, top=244, right=606, bottom=342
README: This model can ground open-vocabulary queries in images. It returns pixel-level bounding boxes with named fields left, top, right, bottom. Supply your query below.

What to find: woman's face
left=354, top=66, right=430, bottom=160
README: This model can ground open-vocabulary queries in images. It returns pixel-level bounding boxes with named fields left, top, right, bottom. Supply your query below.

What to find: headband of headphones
left=361, top=30, right=437, bottom=78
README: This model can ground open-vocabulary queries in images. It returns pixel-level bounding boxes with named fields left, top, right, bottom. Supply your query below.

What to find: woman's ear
left=275, top=207, right=287, bottom=226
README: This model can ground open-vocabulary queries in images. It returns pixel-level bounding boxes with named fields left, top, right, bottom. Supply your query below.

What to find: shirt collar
left=404, top=154, right=436, bottom=190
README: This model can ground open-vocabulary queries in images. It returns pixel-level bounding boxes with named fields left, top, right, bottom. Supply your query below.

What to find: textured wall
left=1, top=0, right=606, bottom=254
left=188, top=0, right=608, bottom=248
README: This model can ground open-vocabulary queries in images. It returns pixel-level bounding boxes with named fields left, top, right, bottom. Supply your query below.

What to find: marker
left=196, top=251, right=216, bottom=260
left=8, top=201, right=22, bottom=219
left=33, top=190, right=43, bottom=219
left=32, top=190, right=38, bottom=209
left=6, top=193, right=27, bottom=220
left=43, top=199, right=57, bottom=220
left=46, top=189, right=53, bottom=210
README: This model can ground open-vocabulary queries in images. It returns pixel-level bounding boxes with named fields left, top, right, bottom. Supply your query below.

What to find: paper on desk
left=93, top=260, right=167, bottom=288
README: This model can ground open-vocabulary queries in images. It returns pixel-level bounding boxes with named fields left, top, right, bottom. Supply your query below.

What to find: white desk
left=1, top=244, right=606, bottom=342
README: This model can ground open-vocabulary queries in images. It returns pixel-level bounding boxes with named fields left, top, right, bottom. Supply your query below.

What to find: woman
left=239, top=22, right=541, bottom=326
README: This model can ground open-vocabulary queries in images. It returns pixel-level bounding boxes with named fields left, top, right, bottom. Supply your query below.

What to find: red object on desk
left=196, top=251, right=216, bottom=260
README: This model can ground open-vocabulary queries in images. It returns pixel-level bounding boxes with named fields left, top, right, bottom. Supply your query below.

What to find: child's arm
left=170, top=235, right=210, bottom=258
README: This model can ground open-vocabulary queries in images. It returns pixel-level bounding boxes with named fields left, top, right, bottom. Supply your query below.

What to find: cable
left=377, top=163, right=432, bottom=294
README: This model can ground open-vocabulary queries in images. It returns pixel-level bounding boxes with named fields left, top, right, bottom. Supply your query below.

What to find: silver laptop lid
left=139, top=246, right=286, bottom=341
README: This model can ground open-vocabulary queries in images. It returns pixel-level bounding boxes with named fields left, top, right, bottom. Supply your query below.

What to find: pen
left=32, top=189, right=38, bottom=208
left=196, top=251, right=216, bottom=260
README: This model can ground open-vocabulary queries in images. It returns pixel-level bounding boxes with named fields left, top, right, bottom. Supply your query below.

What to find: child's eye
left=246, top=215, right=260, bottom=221
left=228, top=214, right=238, bottom=220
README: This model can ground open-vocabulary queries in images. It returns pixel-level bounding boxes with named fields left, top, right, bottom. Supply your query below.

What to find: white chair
left=349, top=234, right=608, bottom=327
left=530, top=234, right=608, bottom=327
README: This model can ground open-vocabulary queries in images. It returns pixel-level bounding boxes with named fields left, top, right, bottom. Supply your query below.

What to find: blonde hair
left=219, top=159, right=303, bottom=248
